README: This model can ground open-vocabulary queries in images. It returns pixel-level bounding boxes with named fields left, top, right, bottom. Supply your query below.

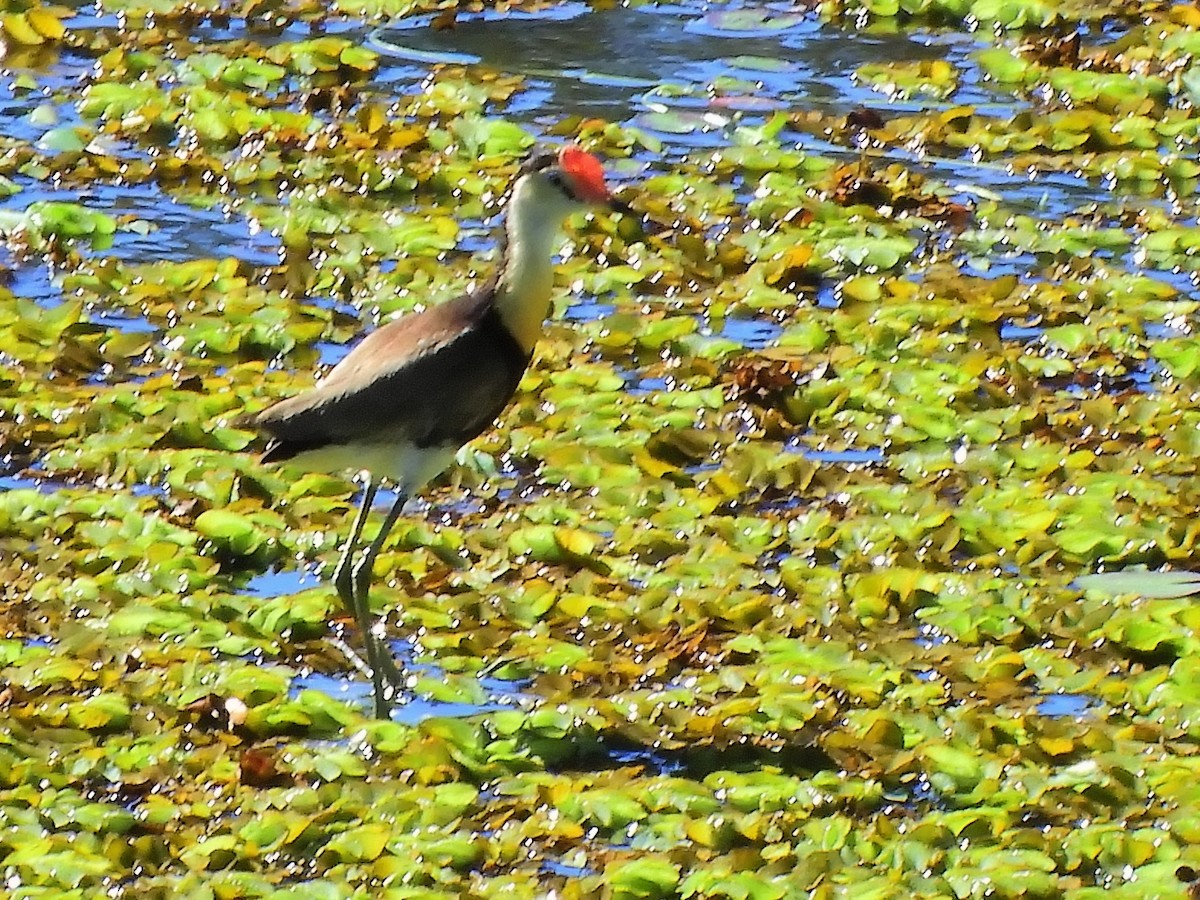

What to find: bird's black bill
left=607, top=195, right=637, bottom=216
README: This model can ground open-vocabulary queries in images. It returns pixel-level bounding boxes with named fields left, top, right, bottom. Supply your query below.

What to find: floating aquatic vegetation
left=0, top=0, right=1199, bottom=895
left=0, top=4, right=69, bottom=46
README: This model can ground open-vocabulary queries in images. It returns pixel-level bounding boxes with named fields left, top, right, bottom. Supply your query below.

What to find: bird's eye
left=544, top=169, right=574, bottom=199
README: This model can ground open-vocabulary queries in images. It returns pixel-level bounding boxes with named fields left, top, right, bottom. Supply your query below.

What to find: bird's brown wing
left=255, top=292, right=530, bottom=461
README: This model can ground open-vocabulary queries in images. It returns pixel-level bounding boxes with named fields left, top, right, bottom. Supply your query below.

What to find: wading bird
left=252, top=145, right=626, bottom=716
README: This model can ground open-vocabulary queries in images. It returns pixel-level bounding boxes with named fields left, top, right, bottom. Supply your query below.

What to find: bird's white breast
left=292, top=440, right=458, bottom=492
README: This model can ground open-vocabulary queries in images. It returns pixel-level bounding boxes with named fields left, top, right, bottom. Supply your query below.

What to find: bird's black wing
left=256, top=303, right=530, bottom=463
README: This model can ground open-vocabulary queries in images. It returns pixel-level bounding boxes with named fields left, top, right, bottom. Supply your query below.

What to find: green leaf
left=195, top=509, right=264, bottom=557
left=69, top=693, right=133, bottom=731
left=606, top=858, right=681, bottom=899
left=323, top=825, right=391, bottom=862
left=1076, top=570, right=1200, bottom=599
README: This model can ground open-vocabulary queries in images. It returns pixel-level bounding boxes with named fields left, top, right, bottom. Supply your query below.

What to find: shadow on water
left=553, top=734, right=838, bottom=780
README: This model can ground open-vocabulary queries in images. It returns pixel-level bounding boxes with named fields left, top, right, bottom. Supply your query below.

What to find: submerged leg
left=351, top=489, right=409, bottom=709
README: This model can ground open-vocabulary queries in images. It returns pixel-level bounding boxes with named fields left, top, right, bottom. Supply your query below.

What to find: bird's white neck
left=493, top=177, right=574, bottom=354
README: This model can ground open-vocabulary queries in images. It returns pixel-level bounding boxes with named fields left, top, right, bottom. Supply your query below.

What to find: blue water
left=786, top=437, right=886, bottom=465
left=0, top=461, right=69, bottom=494
left=914, top=624, right=951, bottom=649
left=563, top=297, right=617, bottom=322
left=245, top=567, right=322, bottom=597
left=703, top=316, right=784, bottom=349
left=0, top=182, right=282, bottom=266
left=372, top=3, right=937, bottom=125
left=541, top=858, right=597, bottom=879
left=290, top=638, right=531, bottom=722
left=999, top=323, right=1045, bottom=342
left=1035, top=693, right=1098, bottom=718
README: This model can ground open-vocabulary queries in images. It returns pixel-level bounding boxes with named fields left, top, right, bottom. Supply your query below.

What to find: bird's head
left=508, top=144, right=626, bottom=226
left=494, top=145, right=634, bottom=349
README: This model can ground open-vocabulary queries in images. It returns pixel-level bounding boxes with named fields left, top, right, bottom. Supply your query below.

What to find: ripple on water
left=371, top=0, right=1176, bottom=228
left=366, top=0, right=1138, bottom=242
left=370, top=2, right=926, bottom=128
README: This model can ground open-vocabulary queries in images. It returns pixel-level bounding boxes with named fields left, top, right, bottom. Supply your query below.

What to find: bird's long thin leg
left=351, top=489, right=409, bottom=715
left=330, top=478, right=388, bottom=712
left=333, top=477, right=377, bottom=613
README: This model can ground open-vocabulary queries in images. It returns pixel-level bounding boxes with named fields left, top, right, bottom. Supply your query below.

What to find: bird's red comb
left=558, top=145, right=611, bottom=204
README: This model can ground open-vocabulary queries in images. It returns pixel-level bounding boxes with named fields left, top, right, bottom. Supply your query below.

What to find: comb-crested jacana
left=252, top=145, right=625, bottom=716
